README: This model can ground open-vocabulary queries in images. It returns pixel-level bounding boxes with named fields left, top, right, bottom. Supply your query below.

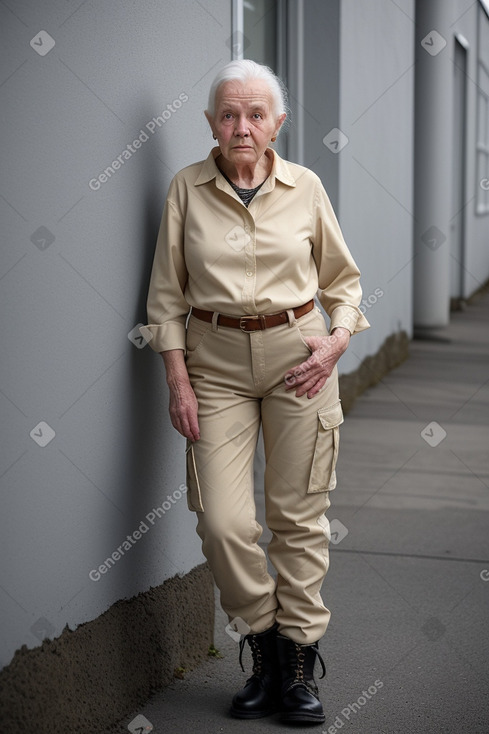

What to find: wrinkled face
left=206, top=79, right=285, bottom=167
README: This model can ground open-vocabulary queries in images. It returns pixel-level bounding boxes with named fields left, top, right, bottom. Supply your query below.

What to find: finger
left=171, top=410, right=193, bottom=441
left=284, top=359, right=316, bottom=388
left=173, top=415, right=187, bottom=439
left=294, top=374, right=323, bottom=398
left=177, top=412, right=196, bottom=442
left=188, top=411, right=201, bottom=442
left=306, top=376, right=328, bottom=399
left=284, top=364, right=303, bottom=386
left=286, top=362, right=325, bottom=390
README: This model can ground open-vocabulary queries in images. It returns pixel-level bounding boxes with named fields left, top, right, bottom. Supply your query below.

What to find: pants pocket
left=307, top=400, right=344, bottom=493
left=294, top=307, right=327, bottom=353
left=186, top=442, right=205, bottom=511
left=185, top=316, right=211, bottom=355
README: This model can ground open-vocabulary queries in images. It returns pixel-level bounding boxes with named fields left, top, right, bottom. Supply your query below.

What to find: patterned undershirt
left=220, top=169, right=267, bottom=207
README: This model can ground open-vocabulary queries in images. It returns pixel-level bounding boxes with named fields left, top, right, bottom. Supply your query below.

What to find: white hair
left=206, top=59, right=288, bottom=122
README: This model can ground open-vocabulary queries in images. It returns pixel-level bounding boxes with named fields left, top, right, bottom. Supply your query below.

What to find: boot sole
left=280, top=712, right=326, bottom=724
left=230, top=706, right=278, bottom=719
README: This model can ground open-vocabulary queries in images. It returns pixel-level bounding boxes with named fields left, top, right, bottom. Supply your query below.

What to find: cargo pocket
left=186, top=442, right=204, bottom=512
left=307, top=400, right=344, bottom=493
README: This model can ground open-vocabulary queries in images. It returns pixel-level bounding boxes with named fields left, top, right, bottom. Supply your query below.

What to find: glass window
left=242, top=1, right=288, bottom=157
left=243, top=0, right=278, bottom=70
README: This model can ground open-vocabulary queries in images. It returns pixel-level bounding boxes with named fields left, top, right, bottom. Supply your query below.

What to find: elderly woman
left=141, top=59, right=369, bottom=725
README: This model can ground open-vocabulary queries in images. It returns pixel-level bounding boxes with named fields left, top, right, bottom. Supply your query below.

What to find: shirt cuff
left=139, top=323, right=187, bottom=353
left=329, top=305, right=371, bottom=336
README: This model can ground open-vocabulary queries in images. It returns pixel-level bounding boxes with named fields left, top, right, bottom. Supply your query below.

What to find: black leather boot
left=276, top=634, right=326, bottom=724
left=230, top=623, right=280, bottom=719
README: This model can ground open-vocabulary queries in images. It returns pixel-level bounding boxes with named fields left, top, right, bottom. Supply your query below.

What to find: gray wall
left=0, top=0, right=230, bottom=669
left=337, top=0, right=415, bottom=373
left=289, top=0, right=413, bottom=377
left=300, top=0, right=489, bottom=369
left=452, top=1, right=489, bottom=296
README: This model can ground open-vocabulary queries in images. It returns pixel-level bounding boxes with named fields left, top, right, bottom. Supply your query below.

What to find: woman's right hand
left=161, top=350, right=200, bottom=442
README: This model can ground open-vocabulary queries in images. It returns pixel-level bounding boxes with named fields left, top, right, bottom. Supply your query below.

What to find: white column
left=413, top=0, right=454, bottom=328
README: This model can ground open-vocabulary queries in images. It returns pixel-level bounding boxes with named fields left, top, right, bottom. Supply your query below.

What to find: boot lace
left=292, top=642, right=326, bottom=685
left=238, top=634, right=263, bottom=676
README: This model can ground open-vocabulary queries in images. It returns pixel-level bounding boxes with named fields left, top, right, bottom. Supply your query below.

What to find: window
left=243, top=0, right=279, bottom=70
left=231, top=0, right=289, bottom=158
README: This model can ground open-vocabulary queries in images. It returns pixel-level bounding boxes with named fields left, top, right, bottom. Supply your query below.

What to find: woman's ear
left=204, top=110, right=216, bottom=138
left=274, top=112, right=287, bottom=138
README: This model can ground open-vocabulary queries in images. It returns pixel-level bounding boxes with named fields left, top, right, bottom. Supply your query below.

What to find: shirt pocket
left=307, top=400, right=344, bottom=493
left=186, top=442, right=204, bottom=512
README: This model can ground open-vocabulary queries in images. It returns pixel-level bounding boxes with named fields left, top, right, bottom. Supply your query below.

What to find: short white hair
left=206, top=59, right=288, bottom=122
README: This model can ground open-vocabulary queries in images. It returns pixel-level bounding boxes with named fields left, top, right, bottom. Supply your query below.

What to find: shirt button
left=246, top=270, right=253, bottom=277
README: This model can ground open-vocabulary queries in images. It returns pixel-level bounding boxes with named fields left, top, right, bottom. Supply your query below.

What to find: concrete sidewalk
left=121, top=293, right=489, bottom=734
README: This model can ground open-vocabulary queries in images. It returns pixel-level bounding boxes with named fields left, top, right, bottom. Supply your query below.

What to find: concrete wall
left=336, top=0, right=415, bottom=373
left=301, top=0, right=489, bottom=366
left=451, top=1, right=489, bottom=297
left=0, top=0, right=230, bottom=671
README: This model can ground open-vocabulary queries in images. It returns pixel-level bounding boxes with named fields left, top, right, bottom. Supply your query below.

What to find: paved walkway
left=122, top=293, right=489, bottom=734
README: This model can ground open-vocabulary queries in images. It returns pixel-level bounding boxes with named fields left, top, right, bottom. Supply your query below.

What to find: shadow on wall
left=97, top=102, right=182, bottom=707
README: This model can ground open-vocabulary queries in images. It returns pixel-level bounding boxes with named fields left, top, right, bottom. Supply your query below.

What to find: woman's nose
left=234, top=115, right=250, bottom=137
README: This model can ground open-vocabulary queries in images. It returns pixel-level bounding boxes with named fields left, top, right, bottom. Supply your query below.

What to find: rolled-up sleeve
left=139, top=184, right=189, bottom=353
left=312, top=181, right=370, bottom=336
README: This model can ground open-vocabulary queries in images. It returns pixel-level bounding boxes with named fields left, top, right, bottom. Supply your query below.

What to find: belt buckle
left=239, top=315, right=258, bottom=332
left=240, top=315, right=267, bottom=331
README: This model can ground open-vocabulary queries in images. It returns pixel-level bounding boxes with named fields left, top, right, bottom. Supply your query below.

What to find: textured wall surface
left=0, top=563, right=214, bottom=733
left=0, top=0, right=229, bottom=669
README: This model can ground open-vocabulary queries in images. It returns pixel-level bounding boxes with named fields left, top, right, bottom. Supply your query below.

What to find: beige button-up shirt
left=141, top=147, right=370, bottom=352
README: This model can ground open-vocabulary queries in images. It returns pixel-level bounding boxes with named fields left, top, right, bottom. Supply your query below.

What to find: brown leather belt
left=191, top=300, right=314, bottom=332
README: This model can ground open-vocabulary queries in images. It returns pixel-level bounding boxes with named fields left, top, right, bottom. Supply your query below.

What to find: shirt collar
left=194, top=146, right=296, bottom=188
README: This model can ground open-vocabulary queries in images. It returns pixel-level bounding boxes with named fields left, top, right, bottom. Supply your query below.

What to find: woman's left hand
left=284, top=327, right=351, bottom=399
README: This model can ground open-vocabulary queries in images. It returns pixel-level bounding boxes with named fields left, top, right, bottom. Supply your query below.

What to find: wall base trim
left=0, top=562, right=214, bottom=734
left=339, top=331, right=410, bottom=414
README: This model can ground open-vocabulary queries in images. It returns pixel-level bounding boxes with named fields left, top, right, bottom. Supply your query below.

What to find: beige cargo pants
left=184, top=305, right=344, bottom=645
